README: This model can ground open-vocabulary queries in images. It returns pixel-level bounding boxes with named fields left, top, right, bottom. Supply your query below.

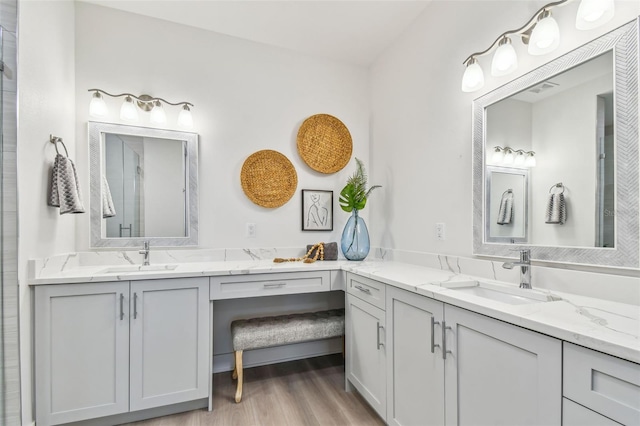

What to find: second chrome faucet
left=502, top=249, right=531, bottom=289
left=139, top=241, right=150, bottom=266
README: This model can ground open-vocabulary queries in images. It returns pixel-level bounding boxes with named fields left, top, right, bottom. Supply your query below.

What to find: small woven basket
left=240, top=150, right=298, bottom=208
left=297, top=114, right=352, bottom=174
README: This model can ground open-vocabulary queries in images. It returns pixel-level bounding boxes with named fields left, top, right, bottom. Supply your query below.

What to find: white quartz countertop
left=29, top=258, right=640, bottom=364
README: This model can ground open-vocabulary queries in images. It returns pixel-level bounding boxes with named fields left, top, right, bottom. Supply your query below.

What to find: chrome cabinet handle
left=442, top=321, right=453, bottom=359
left=119, top=293, right=124, bottom=321
left=376, top=322, right=384, bottom=349
left=431, top=316, right=441, bottom=353
left=263, top=282, right=287, bottom=288
left=133, top=293, right=138, bottom=319
left=355, top=285, right=371, bottom=294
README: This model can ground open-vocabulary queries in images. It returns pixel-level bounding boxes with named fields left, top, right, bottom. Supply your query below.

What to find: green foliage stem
left=339, top=158, right=381, bottom=213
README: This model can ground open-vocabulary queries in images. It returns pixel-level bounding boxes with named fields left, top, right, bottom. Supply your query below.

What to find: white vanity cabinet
left=346, top=273, right=387, bottom=420
left=34, top=277, right=210, bottom=426
left=444, top=305, right=562, bottom=426
left=385, top=286, right=444, bottom=426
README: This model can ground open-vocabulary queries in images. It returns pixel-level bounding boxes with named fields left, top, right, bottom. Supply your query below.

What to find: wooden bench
left=230, top=309, right=345, bottom=403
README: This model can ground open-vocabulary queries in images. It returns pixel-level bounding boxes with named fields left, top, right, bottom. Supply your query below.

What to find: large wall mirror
left=89, top=122, right=199, bottom=247
left=473, top=20, right=638, bottom=267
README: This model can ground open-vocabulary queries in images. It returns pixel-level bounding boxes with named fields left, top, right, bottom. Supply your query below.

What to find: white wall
left=370, top=0, right=639, bottom=256
left=17, top=1, right=77, bottom=423
left=74, top=2, right=371, bottom=251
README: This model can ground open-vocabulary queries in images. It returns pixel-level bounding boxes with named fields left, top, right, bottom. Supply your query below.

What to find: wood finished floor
left=124, top=354, right=384, bottom=426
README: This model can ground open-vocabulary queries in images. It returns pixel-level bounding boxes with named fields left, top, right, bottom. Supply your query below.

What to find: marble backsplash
left=31, top=246, right=640, bottom=305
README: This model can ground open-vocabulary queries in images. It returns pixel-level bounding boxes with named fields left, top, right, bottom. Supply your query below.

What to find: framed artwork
left=301, top=190, right=333, bottom=231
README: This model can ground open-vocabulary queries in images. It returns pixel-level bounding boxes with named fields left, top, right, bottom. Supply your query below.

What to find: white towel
left=102, top=176, right=116, bottom=218
left=48, top=154, right=85, bottom=214
left=545, top=193, right=567, bottom=224
left=497, top=190, right=514, bottom=225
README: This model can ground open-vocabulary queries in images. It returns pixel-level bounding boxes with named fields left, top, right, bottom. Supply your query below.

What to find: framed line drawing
left=302, top=190, right=333, bottom=231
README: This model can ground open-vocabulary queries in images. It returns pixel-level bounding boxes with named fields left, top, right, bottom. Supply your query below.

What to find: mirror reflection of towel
left=545, top=193, right=567, bottom=224
left=48, top=154, right=85, bottom=214
left=497, top=190, right=514, bottom=225
left=102, top=176, right=116, bottom=218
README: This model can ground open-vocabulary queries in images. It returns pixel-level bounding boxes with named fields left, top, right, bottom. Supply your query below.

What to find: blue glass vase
left=341, top=210, right=370, bottom=261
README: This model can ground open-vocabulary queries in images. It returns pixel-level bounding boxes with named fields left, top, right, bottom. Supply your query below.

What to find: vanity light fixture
left=461, top=0, right=616, bottom=92
left=88, top=89, right=194, bottom=129
left=489, top=146, right=536, bottom=168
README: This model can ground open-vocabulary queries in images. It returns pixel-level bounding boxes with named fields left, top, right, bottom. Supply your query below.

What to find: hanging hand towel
left=102, top=176, right=116, bottom=218
left=545, top=192, right=567, bottom=224
left=497, top=189, right=514, bottom=225
left=48, top=153, right=85, bottom=214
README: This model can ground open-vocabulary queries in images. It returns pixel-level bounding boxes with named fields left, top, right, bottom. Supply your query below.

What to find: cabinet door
left=346, top=293, right=386, bottom=419
left=444, top=305, right=561, bottom=426
left=35, top=282, right=130, bottom=426
left=130, top=278, right=209, bottom=411
left=386, top=287, right=444, bottom=426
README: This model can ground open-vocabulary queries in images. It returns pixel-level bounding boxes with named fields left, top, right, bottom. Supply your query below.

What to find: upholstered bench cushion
left=231, top=309, right=345, bottom=351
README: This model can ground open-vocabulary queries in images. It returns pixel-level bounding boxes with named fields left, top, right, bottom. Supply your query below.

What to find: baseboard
left=212, top=338, right=343, bottom=373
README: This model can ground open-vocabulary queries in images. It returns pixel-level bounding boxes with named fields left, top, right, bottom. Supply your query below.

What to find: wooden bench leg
left=234, top=350, right=243, bottom=403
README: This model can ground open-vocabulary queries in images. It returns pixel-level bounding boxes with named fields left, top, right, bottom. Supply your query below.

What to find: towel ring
left=50, top=135, right=69, bottom=157
left=502, top=189, right=513, bottom=196
left=549, top=182, right=565, bottom=194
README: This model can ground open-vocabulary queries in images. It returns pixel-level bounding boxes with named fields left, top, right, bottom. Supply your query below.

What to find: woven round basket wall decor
left=240, top=150, right=298, bottom=208
left=297, top=114, right=352, bottom=174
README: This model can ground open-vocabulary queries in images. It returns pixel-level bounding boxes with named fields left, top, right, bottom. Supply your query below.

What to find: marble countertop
left=29, top=257, right=640, bottom=364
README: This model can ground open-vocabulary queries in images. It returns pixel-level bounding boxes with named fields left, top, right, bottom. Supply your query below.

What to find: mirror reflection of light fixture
left=88, top=89, right=194, bottom=129
left=490, top=146, right=536, bottom=168
left=461, top=0, right=616, bottom=92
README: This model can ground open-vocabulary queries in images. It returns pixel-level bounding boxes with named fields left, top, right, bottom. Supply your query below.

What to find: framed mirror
left=89, top=122, right=199, bottom=247
left=473, top=20, right=638, bottom=267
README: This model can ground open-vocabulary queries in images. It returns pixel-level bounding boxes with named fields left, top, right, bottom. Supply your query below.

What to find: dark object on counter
left=307, top=242, right=338, bottom=260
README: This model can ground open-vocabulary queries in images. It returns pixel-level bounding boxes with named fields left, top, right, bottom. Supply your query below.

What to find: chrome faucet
left=502, top=249, right=531, bottom=289
left=139, top=241, right=150, bottom=266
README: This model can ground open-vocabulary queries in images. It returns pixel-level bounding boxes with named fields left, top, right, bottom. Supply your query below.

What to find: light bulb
left=529, top=11, right=560, bottom=55
left=503, top=149, right=515, bottom=165
left=576, top=0, right=614, bottom=30
left=514, top=150, right=526, bottom=166
left=491, top=37, right=518, bottom=77
left=178, top=104, right=193, bottom=129
left=525, top=152, right=537, bottom=167
left=150, top=101, right=167, bottom=125
left=491, top=147, right=505, bottom=163
left=89, top=92, right=108, bottom=117
left=461, top=58, right=484, bottom=93
left=120, top=96, right=139, bottom=122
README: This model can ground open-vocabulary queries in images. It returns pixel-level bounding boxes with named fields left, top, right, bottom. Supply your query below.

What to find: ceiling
left=79, top=0, right=431, bottom=66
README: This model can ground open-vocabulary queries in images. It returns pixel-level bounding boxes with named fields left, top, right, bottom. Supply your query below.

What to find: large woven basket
left=297, top=114, right=352, bottom=174
left=240, top=150, right=298, bottom=208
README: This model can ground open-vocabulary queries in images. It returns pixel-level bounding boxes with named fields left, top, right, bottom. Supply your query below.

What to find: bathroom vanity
left=29, top=257, right=640, bottom=426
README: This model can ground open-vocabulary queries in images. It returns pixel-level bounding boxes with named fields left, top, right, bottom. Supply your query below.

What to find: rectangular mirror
left=89, top=122, right=199, bottom=247
left=473, top=20, right=638, bottom=267
left=485, top=166, right=528, bottom=244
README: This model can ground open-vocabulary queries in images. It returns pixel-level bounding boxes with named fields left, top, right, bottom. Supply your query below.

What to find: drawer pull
left=355, top=285, right=372, bottom=295
left=263, top=282, right=287, bottom=289
left=377, top=322, right=384, bottom=349
left=430, top=316, right=440, bottom=353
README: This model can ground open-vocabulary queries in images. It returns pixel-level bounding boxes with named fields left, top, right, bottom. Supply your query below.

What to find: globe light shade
left=89, top=92, right=108, bottom=117
left=490, top=147, right=505, bottom=163
left=528, top=12, right=560, bottom=56
left=461, top=58, right=484, bottom=93
left=514, top=151, right=526, bottom=166
left=576, top=0, right=614, bottom=30
left=120, top=96, right=139, bottom=122
left=503, top=149, right=515, bottom=165
left=491, top=38, right=518, bottom=77
left=178, top=105, right=194, bottom=129
left=150, top=101, right=167, bottom=125
left=525, top=152, right=537, bottom=167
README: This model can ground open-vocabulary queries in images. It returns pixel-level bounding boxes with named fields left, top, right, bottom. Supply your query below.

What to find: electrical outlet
left=246, top=223, right=256, bottom=238
left=436, top=223, right=446, bottom=241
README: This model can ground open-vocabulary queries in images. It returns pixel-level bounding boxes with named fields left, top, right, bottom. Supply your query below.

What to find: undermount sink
left=440, top=281, right=561, bottom=305
left=99, top=264, right=179, bottom=274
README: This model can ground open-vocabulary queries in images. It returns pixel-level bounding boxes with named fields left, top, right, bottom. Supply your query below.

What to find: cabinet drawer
left=347, top=273, right=385, bottom=310
left=563, top=398, right=620, bottom=426
left=564, top=342, right=640, bottom=425
left=210, top=271, right=330, bottom=300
